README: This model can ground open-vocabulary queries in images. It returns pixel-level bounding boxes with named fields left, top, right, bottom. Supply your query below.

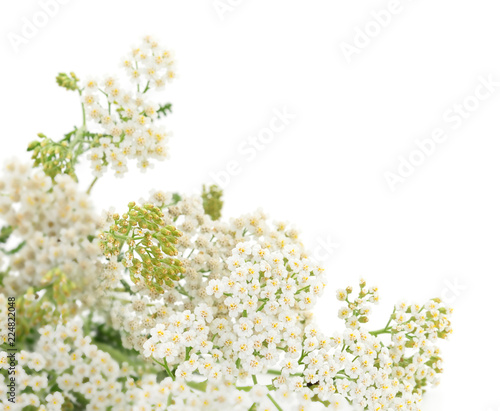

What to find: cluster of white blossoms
left=0, top=38, right=453, bottom=411
left=0, top=160, right=100, bottom=299
left=101, top=191, right=453, bottom=410
left=0, top=159, right=103, bottom=340
left=82, top=36, right=176, bottom=177
left=105, top=191, right=308, bottom=353
left=333, top=284, right=452, bottom=410
left=139, top=237, right=328, bottom=408
left=138, top=238, right=452, bottom=410
left=0, top=313, right=307, bottom=411
left=0, top=315, right=261, bottom=411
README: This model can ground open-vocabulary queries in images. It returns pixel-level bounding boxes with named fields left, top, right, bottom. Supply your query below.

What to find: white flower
left=45, top=392, right=64, bottom=410
left=206, top=279, right=224, bottom=298
left=143, top=340, right=156, bottom=358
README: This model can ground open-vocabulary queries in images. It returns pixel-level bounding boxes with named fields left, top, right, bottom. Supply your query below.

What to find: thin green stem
left=86, top=176, right=98, bottom=195
left=370, top=308, right=395, bottom=336
left=370, top=328, right=391, bottom=336
left=111, top=232, right=130, bottom=241
left=298, top=349, right=307, bottom=364
left=164, top=359, right=175, bottom=380
left=267, top=393, right=283, bottom=411
left=383, top=309, right=395, bottom=329
left=120, top=279, right=132, bottom=293
left=176, top=285, right=193, bottom=300
left=152, top=358, right=175, bottom=380
left=78, top=89, right=86, bottom=126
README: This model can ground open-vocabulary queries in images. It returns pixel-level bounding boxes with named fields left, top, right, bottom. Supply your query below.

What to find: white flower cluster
left=100, top=191, right=453, bottom=410
left=82, top=36, right=176, bottom=177
left=330, top=284, right=453, bottom=410
left=0, top=313, right=282, bottom=411
left=139, top=238, right=327, bottom=406
left=0, top=36, right=453, bottom=411
left=138, top=244, right=452, bottom=410
left=106, top=192, right=308, bottom=353
left=0, top=160, right=100, bottom=302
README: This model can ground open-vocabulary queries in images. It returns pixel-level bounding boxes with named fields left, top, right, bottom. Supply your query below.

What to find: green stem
left=236, top=384, right=274, bottom=392
left=86, top=176, right=98, bottom=195
left=295, top=285, right=310, bottom=294
left=256, top=301, right=267, bottom=312
left=176, top=285, right=193, bottom=300
left=84, top=310, right=93, bottom=335
left=78, top=89, right=86, bottom=126
left=112, top=232, right=131, bottom=241
left=370, top=308, right=395, bottom=336
left=267, top=393, right=283, bottom=411
left=119, top=280, right=132, bottom=294
left=298, top=349, right=307, bottom=364
left=152, top=358, right=175, bottom=380
left=164, top=359, right=175, bottom=380
left=369, top=328, right=391, bottom=336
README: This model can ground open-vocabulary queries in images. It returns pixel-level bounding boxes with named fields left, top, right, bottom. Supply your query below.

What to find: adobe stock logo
left=7, top=0, right=71, bottom=54
left=384, top=74, right=499, bottom=192
left=311, top=235, right=341, bottom=263
left=209, top=107, right=295, bottom=189
left=439, top=277, right=466, bottom=305
left=212, top=0, right=244, bottom=21
left=340, top=0, right=415, bottom=64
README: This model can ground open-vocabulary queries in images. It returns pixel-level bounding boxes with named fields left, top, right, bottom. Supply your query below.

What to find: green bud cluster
left=56, top=72, right=80, bottom=91
left=27, top=133, right=77, bottom=180
left=40, top=268, right=78, bottom=304
left=17, top=269, right=77, bottom=340
left=100, top=202, right=185, bottom=293
left=201, top=184, right=224, bottom=221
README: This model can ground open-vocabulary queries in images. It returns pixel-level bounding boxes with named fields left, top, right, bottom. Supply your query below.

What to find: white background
left=1, top=1, right=499, bottom=410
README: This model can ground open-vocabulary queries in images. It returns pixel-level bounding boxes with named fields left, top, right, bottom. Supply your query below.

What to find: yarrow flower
left=28, top=35, right=176, bottom=181
left=0, top=36, right=453, bottom=411
left=0, top=160, right=101, bottom=336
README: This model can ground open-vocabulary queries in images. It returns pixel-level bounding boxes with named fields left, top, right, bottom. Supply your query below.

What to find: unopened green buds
left=201, top=184, right=224, bottom=221
left=100, top=202, right=185, bottom=293
left=29, top=133, right=78, bottom=180
left=56, top=72, right=80, bottom=91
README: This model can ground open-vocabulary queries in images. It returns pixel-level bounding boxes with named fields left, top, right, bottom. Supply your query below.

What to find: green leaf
left=0, top=226, right=13, bottom=244
left=157, top=103, right=172, bottom=119
left=0, top=240, right=26, bottom=255
left=186, top=380, right=208, bottom=392
left=172, top=193, right=182, bottom=204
